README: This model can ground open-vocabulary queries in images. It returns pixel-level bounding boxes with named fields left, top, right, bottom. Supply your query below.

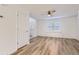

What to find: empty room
left=0, top=4, right=79, bottom=55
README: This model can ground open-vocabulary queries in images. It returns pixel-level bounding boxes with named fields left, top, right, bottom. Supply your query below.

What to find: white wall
left=0, top=5, right=17, bottom=54
left=37, top=16, right=78, bottom=39
left=29, top=17, right=37, bottom=38
left=77, top=10, right=79, bottom=40
left=61, top=16, right=78, bottom=39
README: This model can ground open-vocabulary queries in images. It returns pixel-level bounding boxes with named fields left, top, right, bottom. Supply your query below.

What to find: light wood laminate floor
left=15, top=36, right=79, bottom=55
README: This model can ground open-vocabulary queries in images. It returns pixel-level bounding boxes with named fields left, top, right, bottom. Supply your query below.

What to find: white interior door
left=17, top=11, right=30, bottom=48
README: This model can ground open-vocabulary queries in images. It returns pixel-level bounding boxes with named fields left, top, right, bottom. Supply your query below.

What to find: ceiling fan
left=47, top=10, right=56, bottom=16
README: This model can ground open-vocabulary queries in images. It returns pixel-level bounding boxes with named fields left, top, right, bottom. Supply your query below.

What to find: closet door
left=17, top=11, right=30, bottom=48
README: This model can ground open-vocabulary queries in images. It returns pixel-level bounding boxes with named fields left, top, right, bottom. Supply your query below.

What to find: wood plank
left=15, top=36, right=79, bottom=55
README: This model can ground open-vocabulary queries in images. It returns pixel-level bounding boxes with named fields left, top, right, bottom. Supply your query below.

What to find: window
left=48, top=20, right=61, bottom=32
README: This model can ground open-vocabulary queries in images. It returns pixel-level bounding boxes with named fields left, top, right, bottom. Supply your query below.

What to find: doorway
left=29, top=17, right=37, bottom=40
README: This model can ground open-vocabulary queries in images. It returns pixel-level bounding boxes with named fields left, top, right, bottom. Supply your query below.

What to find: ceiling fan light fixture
left=47, top=10, right=56, bottom=16
left=48, top=11, right=51, bottom=16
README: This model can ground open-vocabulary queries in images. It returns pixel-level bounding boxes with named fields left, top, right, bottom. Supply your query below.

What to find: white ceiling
left=0, top=4, right=79, bottom=19
left=28, top=4, right=79, bottom=19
